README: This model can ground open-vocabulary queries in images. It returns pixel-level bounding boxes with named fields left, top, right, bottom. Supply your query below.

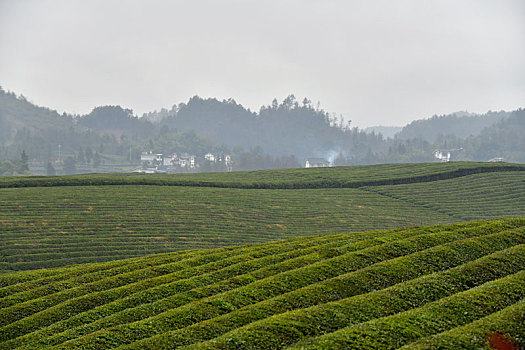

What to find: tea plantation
left=0, top=218, right=524, bottom=349
left=1, top=162, right=524, bottom=271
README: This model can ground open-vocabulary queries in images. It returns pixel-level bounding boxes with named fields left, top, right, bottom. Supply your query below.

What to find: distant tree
left=17, top=150, right=30, bottom=173
left=93, top=152, right=101, bottom=168
left=46, top=162, right=56, bottom=176
left=77, top=147, right=85, bottom=164
left=0, top=160, right=15, bottom=175
left=85, top=147, right=93, bottom=164
left=281, top=94, right=297, bottom=110
left=63, top=156, right=76, bottom=175
left=302, top=98, right=311, bottom=108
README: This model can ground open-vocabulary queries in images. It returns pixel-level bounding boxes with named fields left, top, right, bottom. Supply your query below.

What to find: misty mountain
left=155, top=95, right=371, bottom=160
left=461, top=109, right=525, bottom=162
left=161, top=96, right=257, bottom=150
left=395, top=111, right=509, bottom=142
left=364, top=126, right=402, bottom=139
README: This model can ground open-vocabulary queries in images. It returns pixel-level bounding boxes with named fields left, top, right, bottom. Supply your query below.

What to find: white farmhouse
left=204, top=153, right=216, bottom=162
left=488, top=157, right=505, bottom=162
left=224, top=154, right=233, bottom=171
left=433, top=150, right=451, bottom=162
left=163, top=153, right=178, bottom=167
left=141, top=151, right=163, bottom=163
left=179, top=153, right=196, bottom=169
left=305, top=158, right=330, bottom=168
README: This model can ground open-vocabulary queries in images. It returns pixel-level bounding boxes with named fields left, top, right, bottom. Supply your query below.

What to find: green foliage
left=0, top=218, right=523, bottom=349
left=0, top=151, right=31, bottom=175
left=0, top=160, right=16, bottom=176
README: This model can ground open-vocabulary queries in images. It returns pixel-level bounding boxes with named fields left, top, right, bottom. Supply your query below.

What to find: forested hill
left=395, top=110, right=510, bottom=142
left=0, top=87, right=73, bottom=142
left=462, top=109, right=525, bottom=161
left=158, top=95, right=376, bottom=159
left=78, top=105, right=155, bottom=137
left=0, top=90, right=384, bottom=169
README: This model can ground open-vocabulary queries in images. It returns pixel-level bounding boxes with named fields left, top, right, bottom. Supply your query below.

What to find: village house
left=433, top=148, right=463, bottom=162
left=179, top=153, right=195, bottom=169
left=433, top=150, right=451, bottom=162
left=204, top=153, right=216, bottom=162
left=488, top=157, right=505, bottom=162
left=224, top=154, right=233, bottom=171
left=137, top=150, right=232, bottom=173
left=140, top=151, right=163, bottom=164
left=305, top=158, right=330, bottom=168
left=163, top=153, right=178, bottom=167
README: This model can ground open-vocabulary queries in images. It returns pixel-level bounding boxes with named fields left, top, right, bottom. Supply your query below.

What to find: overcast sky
left=0, top=0, right=524, bottom=127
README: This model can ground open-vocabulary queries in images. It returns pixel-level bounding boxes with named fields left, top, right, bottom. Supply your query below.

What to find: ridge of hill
left=0, top=88, right=73, bottom=141
left=0, top=218, right=524, bottom=349
left=395, top=110, right=510, bottom=142
left=1, top=163, right=524, bottom=271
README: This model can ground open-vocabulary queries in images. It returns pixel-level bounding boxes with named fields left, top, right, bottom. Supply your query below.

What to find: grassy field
left=1, top=162, right=524, bottom=271
left=0, top=218, right=523, bottom=349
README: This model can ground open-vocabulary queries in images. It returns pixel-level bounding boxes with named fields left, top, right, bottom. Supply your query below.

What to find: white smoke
left=324, top=150, right=339, bottom=166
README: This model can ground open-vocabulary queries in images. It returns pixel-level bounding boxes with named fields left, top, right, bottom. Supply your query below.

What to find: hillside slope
left=395, top=110, right=509, bottom=142
left=0, top=88, right=72, bottom=143
left=1, top=162, right=524, bottom=271
left=0, top=218, right=524, bottom=349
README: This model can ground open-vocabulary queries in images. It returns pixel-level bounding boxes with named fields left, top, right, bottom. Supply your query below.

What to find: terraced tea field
left=0, top=218, right=524, bottom=349
left=1, top=161, right=523, bottom=189
left=366, top=171, right=525, bottom=221
left=1, top=162, right=524, bottom=271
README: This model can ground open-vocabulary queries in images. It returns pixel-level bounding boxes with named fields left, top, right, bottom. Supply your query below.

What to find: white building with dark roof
left=305, top=158, right=330, bottom=168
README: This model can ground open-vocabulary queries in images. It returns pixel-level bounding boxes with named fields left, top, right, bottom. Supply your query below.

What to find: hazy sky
left=1, top=0, right=524, bottom=127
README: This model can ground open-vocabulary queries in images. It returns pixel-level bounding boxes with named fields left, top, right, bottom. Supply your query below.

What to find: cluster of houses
left=433, top=149, right=505, bottom=163
left=135, top=151, right=233, bottom=173
left=135, top=151, right=334, bottom=173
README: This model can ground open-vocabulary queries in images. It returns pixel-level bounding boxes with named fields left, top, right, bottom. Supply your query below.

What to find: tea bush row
left=47, top=225, right=525, bottom=349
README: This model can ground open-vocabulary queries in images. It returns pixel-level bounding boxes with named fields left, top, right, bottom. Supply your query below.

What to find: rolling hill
left=0, top=218, right=524, bottom=349
left=395, top=110, right=509, bottom=142
left=1, top=162, right=524, bottom=271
